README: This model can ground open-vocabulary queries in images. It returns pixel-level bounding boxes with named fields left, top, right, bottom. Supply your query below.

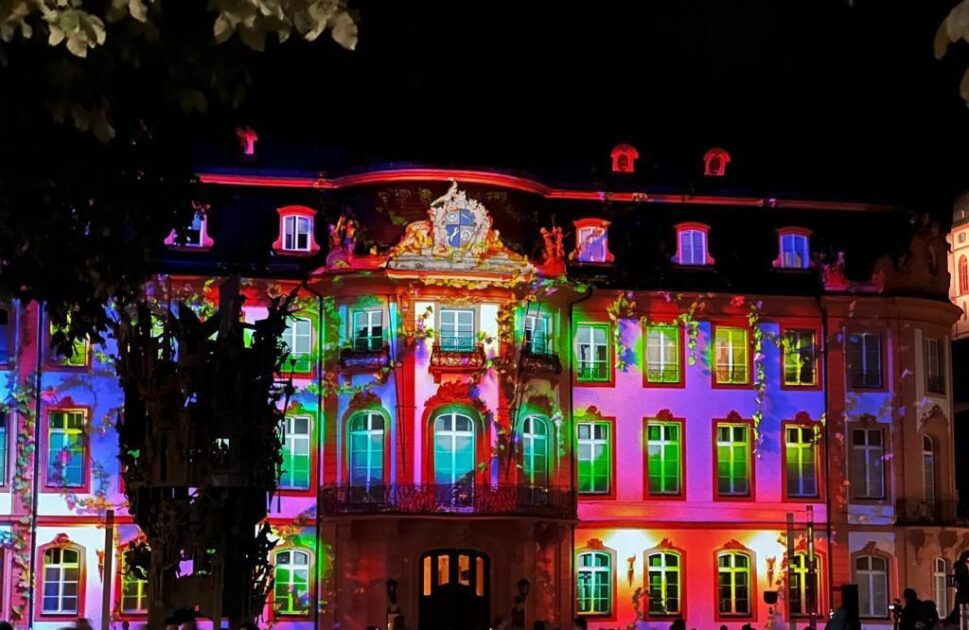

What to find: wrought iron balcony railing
left=320, top=483, right=576, bottom=519
left=895, top=499, right=968, bottom=526
left=520, top=349, right=562, bottom=375
left=339, top=345, right=391, bottom=371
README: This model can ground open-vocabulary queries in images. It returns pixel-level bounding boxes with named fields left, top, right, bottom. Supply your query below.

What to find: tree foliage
left=937, top=1, right=969, bottom=105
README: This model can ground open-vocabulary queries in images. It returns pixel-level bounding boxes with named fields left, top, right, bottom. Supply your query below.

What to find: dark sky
left=241, top=0, right=969, bottom=218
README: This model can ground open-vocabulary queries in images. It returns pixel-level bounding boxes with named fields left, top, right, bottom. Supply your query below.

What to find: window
left=961, top=256, right=968, bottom=294
left=703, top=148, right=732, bottom=177
left=577, top=421, right=611, bottom=494
left=714, top=327, right=749, bottom=384
left=675, top=226, right=709, bottom=266
left=352, top=310, right=383, bottom=351
left=0, top=412, right=7, bottom=486
left=120, top=558, right=148, bottom=615
left=433, top=412, right=475, bottom=486
left=785, top=426, right=818, bottom=498
left=849, top=428, right=885, bottom=500
left=645, top=325, right=680, bottom=384
left=521, top=415, right=549, bottom=488
left=777, top=230, right=810, bottom=269
left=572, top=218, right=614, bottom=263
left=716, top=423, right=750, bottom=497
left=576, top=324, right=609, bottom=382
left=646, top=420, right=681, bottom=496
left=923, top=435, right=936, bottom=503
left=611, top=144, right=639, bottom=174
left=855, top=555, right=888, bottom=617
left=284, top=215, right=312, bottom=252
left=274, top=549, right=311, bottom=616
left=926, top=337, right=945, bottom=394
left=577, top=551, right=612, bottom=615
left=783, top=330, right=816, bottom=386
left=523, top=313, right=552, bottom=355
left=47, top=410, right=86, bottom=488
left=439, top=308, right=475, bottom=352
left=934, top=557, right=949, bottom=615
left=0, top=305, right=10, bottom=364
left=846, top=332, right=882, bottom=389
left=49, top=322, right=89, bottom=368
left=646, top=551, right=681, bottom=616
left=789, top=553, right=818, bottom=616
left=280, top=416, right=311, bottom=491
left=717, top=551, right=752, bottom=616
left=348, top=412, right=384, bottom=489
left=282, top=317, right=312, bottom=373
left=41, top=545, right=82, bottom=615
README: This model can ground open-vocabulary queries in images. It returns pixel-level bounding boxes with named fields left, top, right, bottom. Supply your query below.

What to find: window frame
left=788, top=551, right=822, bottom=618
left=845, top=330, right=886, bottom=391
left=923, top=434, right=936, bottom=503
left=961, top=255, right=968, bottom=294
left=351, top=309, right=384, bottom=352
left=643, top=323, right=684, bottom=387
left=37, top=540, right=86, bottom=619
left=926, top=336, right=945, bottom=395
left=522, top=311, right=553, bottom=355
left=571, top=218, right=615, bottom=264
left=574, top=322, right=612, bottom=386
left=0, top=302, right=13, bottom=367
left=46, top=321, right=91, bottom=370
left=782, top=421, right=822, bottom=501
left=711, top=324, right=751, bottom=387
left=438, top=307, right=476, bottom=353
left=280, top=316, right=314, bottom=375
left=714, top=548, right=756, bottom=620
left=576, top=417, right=615, bottom=499
left=713, top=416, right=754, bottom=501
left=643, top=545, right=686, bottom=618
left=773, top=227, right=812, bottom=270
left=272, top=547, right=314, bottom=619
left=0, top=410, right=9, bottom=489
left=933, top=557, right=950, bottom=616
left=852, top=552, right=890, bottom=619
left=576, top=546, right=616, bottom=618
left=848, top=424, right=887, bottom=502
left=431, top=410, right=478, bottom=488
left=279, top=415, right=314, bottom=494
left=643, top=415, right=685, bottom=500
left=118, top=549, right=149, bottom=618
left=272, top=205, right=320, bottom=255
left=346, top=410, right=388, bottom=491
left=672, top=222, right=715, bottom=267
left=43, top=407, right=90, bottom=492
left=520, top=414, right=551, bottom=489
left=780, top=327, right=820, bottom=389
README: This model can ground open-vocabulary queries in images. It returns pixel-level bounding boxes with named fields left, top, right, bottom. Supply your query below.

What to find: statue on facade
left=326, top=215, right=360, bottom=268
left=821, top=250, right=849, bottom=291
left=537, top=226, right=566, bottom=277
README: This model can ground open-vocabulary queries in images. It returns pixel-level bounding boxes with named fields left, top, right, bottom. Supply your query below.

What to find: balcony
left=339, top=342, right=390, bottom=371
left=520, top=349, right=562, bottom=376
left=895, top=499, right=968, bottom=526
left=429, top=342, right=487, bottom=380
left=320, top=483, right=576, bottom=520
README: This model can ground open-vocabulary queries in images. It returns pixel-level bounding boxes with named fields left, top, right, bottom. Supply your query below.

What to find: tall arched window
left=577, top=550, right=613, bottom=615
left=960, top=256, right=968, bottom=294
left=789, top=552, right=819, bottom=616
left=274, top=549, right=312, bottom=616
left=521, top=415, right=549, bottom=488
left=934, top=557, right=949, bottom=615
left=923, top=435, right=936, bottom=503
left=645, top=550, right=682, bottom=616
left=854, top=554, right=889, bottom=617
left=348, top=411, right=385, bottom=489
left=433, top=412, right=475, bottom=486
left=716, top=551, right=752, bottom=616
left=41, top=543, right=83, bottom=615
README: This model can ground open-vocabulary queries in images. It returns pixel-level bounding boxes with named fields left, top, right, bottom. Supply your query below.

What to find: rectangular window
left=282, top=317, right=313, bottom=373
left=352, top=310, right=383, bottom=351
left=927, top=337, right=945, bottom=394
left=280, top=416, right=312, bottom=490
left=678, top=229, right=707, bottom=265
left=576, top=324, right=609, bottom=382
left=47, top=410, right=86, bottom=488
left=0, top=412, right=7, bottom=486
left=577, top=551, right=612, bottom=615
left=645, top=325, right=680, bottom=384
left=783, top=330, right=816, bottom=386
left=785, top=426, right=818, bottom=498
left=780, top=233, right=810, bottom=269
left=439, top=308, right=475, bottom=352
left=283, top=215, right=311, bottom=251
left=523, top=313, right=552, bottom=355
left=49, top=322, right=89, bottom=368
left=646, top=421, right=681, bottom=495
left=714, top=327, right=749, bottom=384
left=577, top=421, right=611, bottom=494
left=121, top=560, right=148, bottom=614
left=846, top=332, right=882, bottom=389
left=0, top=305, right=10, bottom=364
left=849, top=428, right=885, bottom=500
left=716, top=423, right=750, bottom=497
left=717, top=552, right=752, bottom=615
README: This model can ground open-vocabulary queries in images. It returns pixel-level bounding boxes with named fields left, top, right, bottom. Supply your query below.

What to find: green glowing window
left=789, top=552, right=819, bottom=616
left=440, top=308, right=475, bottom=352
left=352, top=310, right=383, bottom=351
left=348, top=411, right=385, bottom=489
left=576, top=324, right=609, bottom=382
left=282, top=317, right=313, bottom=373
left=646, top=421, right=681, bottom=495
left=785, top=426, right=818, bottom=498
left=717, top=551, right=752, bottom=616
left=49, top=322, right=89, bottom=368
left=577, top=550, right=612, bottom=615
left=577, top=421, right=610, bottom=494
left=714, top=327, right=748, bottom=384
left=523, top=313, right=552, bottom=354
left=783, top=330, right=816, bottom=386
left=521, top=415, right=549, bottom=488
left=646, top=551, right=681, bottom=615
left=645, top=325, right=680, bottom=384
left=280, top=416, right=312, bottom=490
left=47, top=410, right=86, bottom=488
left=121, top=558, right=148, bottom=614
left=42, top=546, right=81, bottom=615
left=274, top=549, right=311, bottom=615
left=433, top=412, right=475, bottom=486
left=716, top=423, right=750, bottom=497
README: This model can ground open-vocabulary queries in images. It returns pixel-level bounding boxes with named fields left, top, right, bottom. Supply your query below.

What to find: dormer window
left=610, top=144, right=639, bottom=174
left=703, top=148, right=731, bottom=177
left=774, top=227, right=812, bottom=269
left=672, top=223, right=714, bottom=266
left=571, top=218, right=614, bottom=264
left=272, top=206, right=321, bottom=255
left=164, top=207, right=214, bottom=249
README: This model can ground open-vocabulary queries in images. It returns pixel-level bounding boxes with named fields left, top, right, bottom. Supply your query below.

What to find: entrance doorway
left=418, top=549, right=489, bottom=630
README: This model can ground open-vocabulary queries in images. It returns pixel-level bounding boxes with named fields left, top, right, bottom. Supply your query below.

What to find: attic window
left=703, top=148, right=731, bottom=177
left=610, top=144, right=639, bottom=174
left=572, top=218, right=614, bottom=264
left=773, top=227, right=812, bottom=270
left=164, top=208, right=214, bottom=249
left=272, top=206, right=321, bottom=255
left=672, top=222, right=714, bottom=266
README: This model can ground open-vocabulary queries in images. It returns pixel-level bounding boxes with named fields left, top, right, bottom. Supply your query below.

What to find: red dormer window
left=571, top=218, right=615, bottom=264
left=272, top=206, right=321, bottom=255
left=672, top=222, right=714, bottom=266
left=703, top=148, right=731, bottom=177
left=610, top=144, right=639, bottom=174
left=773, top=227, right=813, bottom=269
left=164, top=207, right=214, bottom=250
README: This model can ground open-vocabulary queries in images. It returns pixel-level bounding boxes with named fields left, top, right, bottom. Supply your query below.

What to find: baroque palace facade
left=0, top=145, right=963, bottom=629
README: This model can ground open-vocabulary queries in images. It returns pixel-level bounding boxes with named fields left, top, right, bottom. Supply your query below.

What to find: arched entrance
left=419, top=549, right=489, bottom=630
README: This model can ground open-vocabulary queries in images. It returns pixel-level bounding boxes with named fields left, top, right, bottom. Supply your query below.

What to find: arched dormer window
left=773, top=227, right=812, bottom=269
left=39, top=535, right=85, bottom=617
left=164, top=206, right=214, bottom=249
left=610, top=144, right=639, bottom=174
left=703, top=148, right=731, bottom=177
left=272, top=206, right=321, bottom=255
left=672, top=223, right=714, bottom=266
left=571, top=218, right=614, bottom=264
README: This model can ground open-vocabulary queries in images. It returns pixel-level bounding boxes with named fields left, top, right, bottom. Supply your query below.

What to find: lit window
left=576, top=324, right=609, bottom=382
left=433, top=412, right=475, bottom=488
left=934, top=557, right=949, bottom=615
left=783, top=330, right=816, bottom=386
left=717, top=551, right=752, bottom=616
left=716, top=424, right=751, bottom=497
left=273, top=206, right=320, bottom=254
left=0, top=412, right=7, bottom=486
left=47, top=410, right=86, bottom=488
left=577, top=421, right=610, bottom=494
left=280, top=416, right=311, bottom=491
left=164, top=208, right=213, bottom=249
left=348, top=411, right=385, bottom=491
left=923, top=435, right=936, bottom=503
left=854, top=555, right=888, bottom=617
left=646, top=420, right=681, bottom=496
left=352, top=310, right=383, bottom=351
left=775, top=229, right=811, bottom=269
left=577, top=550, right=612, bottom=615
left=673, top=224, right=712, bottom=266
left=646, top=551, right=681, bottom=616
left=927, top=338, right=945, bottom=394
left=785, top=426, right=818, bottom=498
left=41, top=545, right=82, bottom=615
left=120, top=556, right=148, bottom=615
left=49, top=321, right=89, bottom=368
left=521, top=415, right=549, bottom=488
left=846, top=332, right=882, bottom=389
left=849, top=428, right=885, bottom=500
left=789, top=553, right=818, bottom=616
left=282, top=317, right=313, bottom=374
left=0, top=305, right=10, bottom=364
left=961, top=256, right=968, bottom=294
left=645, top=324, right=680, bottom=384
left=572, top=218, right=614, bottom=264
left=274, top=549, right=312, bottom=615
left=714, top=327, right=749, bottom=385
left=523, top=313, right=552, bottom=355
left=439, top=308, right=475, bottom=352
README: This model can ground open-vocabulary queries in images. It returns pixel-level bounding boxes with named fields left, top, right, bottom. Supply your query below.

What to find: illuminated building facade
left=0, top=148, right=962, bottom=629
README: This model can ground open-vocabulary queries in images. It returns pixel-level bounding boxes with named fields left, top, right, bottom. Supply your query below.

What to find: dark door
left=419, top=549, right=489, bottom=630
